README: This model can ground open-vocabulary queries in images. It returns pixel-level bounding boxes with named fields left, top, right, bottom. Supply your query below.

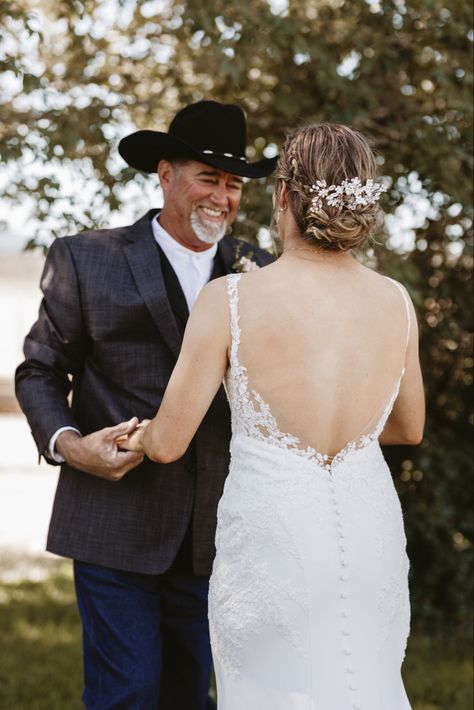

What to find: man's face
left=158, top=160, right=244, bottom=251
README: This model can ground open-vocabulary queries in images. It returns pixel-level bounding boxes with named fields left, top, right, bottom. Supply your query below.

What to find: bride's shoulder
left=357, top=261, right=405, bottom=290
left=199, top=276, right=228, bottom=301
left=357, top=264, right=415, bottom=315
left=187, top=279, right=230, bottom=337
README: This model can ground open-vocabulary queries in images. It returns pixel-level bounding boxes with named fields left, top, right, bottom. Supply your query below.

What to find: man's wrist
left=48, top=426, right=81, bottom=463
left=56, top=430, right=83, bottom=464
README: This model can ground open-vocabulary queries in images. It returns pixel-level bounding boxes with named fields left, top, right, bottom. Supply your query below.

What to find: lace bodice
left=224, top=272, right=411, bottom=472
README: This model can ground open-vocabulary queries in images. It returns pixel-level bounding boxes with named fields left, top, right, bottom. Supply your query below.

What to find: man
left=15, top=100, right=275, bottom=710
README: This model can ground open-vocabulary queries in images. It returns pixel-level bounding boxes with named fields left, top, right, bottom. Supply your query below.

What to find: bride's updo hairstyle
left=275, top=123, right=382, bottom=251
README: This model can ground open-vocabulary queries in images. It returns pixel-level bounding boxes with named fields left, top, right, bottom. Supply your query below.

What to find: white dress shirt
left=151, top=215, right=217, bottom=312
left=48, top=213, right=218, bottom=462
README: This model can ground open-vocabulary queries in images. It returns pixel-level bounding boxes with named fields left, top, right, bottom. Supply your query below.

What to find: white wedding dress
left=209, top=273, right=412, bottom=710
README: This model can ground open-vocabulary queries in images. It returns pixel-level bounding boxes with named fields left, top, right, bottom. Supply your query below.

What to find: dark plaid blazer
left=15, top=210, right=273, bottom=575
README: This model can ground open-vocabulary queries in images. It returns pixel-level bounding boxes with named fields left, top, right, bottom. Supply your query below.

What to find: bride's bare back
left=232, top=253, right=419, bottom=458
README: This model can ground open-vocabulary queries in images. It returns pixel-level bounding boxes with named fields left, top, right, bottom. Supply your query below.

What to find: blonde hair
left=275, top=123, right=382, bottom=251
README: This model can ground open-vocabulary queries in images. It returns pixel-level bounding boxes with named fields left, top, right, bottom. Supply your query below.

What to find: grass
left=403, top=633, right=473, bottom=710
left=0, top=572, right=83, bottom=710
left=0, top=571, right=472, bottom=710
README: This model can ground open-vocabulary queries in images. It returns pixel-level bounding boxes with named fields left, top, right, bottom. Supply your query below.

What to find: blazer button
left=186, top=464, right=197, bottom=474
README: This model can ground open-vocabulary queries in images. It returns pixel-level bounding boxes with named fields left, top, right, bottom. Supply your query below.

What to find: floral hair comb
left=308, top=178, right=386, bottom=212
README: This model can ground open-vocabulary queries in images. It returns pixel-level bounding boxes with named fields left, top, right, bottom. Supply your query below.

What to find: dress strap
left=385, top=277, right=411, bottom=353
left=358, top=278, right=412, bottom=442
left=226, top=273, right=243, bottom=367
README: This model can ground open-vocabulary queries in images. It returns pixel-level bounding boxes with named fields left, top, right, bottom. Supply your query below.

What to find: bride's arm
left=379, top=293, right=425, bottom=446
left=128, top=277, right=230, bottom=463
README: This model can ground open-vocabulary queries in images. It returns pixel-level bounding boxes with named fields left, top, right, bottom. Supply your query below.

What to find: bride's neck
left=280, top=233, right=354, bottom=266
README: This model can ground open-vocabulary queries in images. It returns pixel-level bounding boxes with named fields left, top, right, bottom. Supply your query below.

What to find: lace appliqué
left=225, top=273, right=404, bottom=471
left=209, top=458, right=309, bottom=678
left=377, top=553, right=411, bottom=658
left=210, top=552, right=308, bottom=678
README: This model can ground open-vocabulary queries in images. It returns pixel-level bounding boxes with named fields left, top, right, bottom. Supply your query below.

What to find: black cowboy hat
left=118, top=100, right=277, bottom=179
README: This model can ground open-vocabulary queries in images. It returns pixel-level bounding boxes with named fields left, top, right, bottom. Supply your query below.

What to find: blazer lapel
left=123, top=210, right=182, bottom=358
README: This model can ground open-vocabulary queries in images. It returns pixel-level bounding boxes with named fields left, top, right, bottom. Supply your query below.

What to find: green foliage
left=0, top=0, right=472, bottom=629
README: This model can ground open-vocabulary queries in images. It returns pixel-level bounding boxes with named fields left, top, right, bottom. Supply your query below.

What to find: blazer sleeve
left=15, top=237, right=87, bottom=461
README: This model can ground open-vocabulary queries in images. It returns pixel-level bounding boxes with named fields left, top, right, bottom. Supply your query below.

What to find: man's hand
left=56, top=418, right=144, bottom=481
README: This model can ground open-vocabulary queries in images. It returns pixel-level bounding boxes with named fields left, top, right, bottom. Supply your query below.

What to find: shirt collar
left=152, top=214, right=218, bottom=262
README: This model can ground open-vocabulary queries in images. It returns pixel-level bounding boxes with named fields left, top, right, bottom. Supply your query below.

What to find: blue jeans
left=74, top=547, right=216, bottom=709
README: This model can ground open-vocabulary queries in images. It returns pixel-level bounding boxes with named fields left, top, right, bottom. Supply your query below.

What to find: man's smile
left=198, top=205, right=228, bottom=222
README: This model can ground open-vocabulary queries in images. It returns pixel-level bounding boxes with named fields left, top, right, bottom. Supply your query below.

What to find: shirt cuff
left=48, top=426, right=82, bottom=463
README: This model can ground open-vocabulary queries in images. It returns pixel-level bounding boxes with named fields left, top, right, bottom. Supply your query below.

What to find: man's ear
left=157, top=160, right=174, bottom=192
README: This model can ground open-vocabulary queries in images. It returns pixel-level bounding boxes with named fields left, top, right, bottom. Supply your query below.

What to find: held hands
left=56, top=418, right=145, bottom=482
left=116, top=419, right=151, bottom=453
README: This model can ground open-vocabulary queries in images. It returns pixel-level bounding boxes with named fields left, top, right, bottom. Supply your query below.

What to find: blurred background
left=0, top=0, right=472, bottom=708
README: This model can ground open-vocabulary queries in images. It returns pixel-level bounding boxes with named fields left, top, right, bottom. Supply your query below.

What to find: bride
left=122, top=123, right=425, bottom=709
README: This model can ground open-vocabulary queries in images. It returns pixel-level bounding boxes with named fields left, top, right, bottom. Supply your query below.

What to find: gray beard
left=190, top=209, right=227, bottom=245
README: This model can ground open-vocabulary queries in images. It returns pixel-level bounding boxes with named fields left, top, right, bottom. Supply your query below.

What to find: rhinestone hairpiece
left=308, top=178, right=386, bottom=212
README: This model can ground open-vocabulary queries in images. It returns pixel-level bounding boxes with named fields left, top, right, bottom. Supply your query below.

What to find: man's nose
left=210, top=183, right=229, bottom=206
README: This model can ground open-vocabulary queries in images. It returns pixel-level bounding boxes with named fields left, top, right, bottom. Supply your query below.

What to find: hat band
left=201, top=149, right=247, bottom=162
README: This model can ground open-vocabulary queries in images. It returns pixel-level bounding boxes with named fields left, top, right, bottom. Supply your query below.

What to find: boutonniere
left=232, top=243, right=260, bottom=273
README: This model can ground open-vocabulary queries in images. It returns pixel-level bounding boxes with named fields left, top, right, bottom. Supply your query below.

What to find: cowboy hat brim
left=118, top=130, right=277, bottom=179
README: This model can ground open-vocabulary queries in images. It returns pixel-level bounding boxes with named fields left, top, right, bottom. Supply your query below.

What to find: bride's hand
left=116, top=419, right=151, bottom=452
